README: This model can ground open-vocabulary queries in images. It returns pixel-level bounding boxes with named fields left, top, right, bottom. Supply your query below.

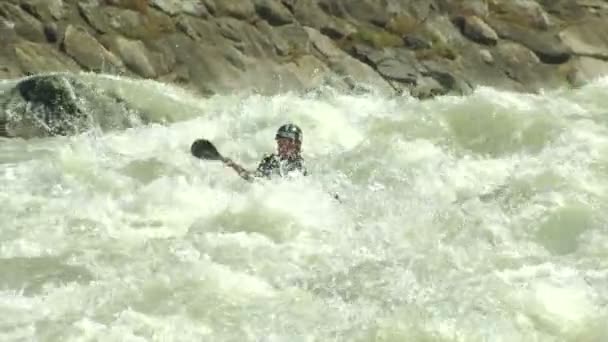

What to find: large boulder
left=559, top=18, right=608, bottom=60
left=149, top=0, right=209, bottom=17
left=62, top=25, right=125, bottom=73
left=486, top=17, right=572, bottom=64
left=14, top=41, right=81, bottom=75
left=0, top=74, right=147, bottom=139
left=0, top=2, right=46, bottom=43
left=488, top=0, right=551, bottom=30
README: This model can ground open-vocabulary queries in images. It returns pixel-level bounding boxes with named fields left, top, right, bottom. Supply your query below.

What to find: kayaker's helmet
left=275, top=123, right=302, bottom=143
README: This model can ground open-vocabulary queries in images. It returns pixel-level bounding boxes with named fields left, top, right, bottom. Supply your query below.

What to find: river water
left=1, top=74, right=607, bottom=341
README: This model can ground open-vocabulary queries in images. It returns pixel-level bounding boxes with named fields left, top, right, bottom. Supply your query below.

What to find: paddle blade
left=190, top=139, right=222, bottom=160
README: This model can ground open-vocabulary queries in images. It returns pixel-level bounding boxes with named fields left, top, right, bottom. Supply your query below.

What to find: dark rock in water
left=0, top=74, right=146, bottom=139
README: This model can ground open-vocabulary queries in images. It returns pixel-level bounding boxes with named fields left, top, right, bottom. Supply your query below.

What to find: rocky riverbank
left=1, top=0, right=608, bottom=99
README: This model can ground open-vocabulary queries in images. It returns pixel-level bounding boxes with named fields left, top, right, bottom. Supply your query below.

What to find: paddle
left=190, top=138, right=225, bottom=162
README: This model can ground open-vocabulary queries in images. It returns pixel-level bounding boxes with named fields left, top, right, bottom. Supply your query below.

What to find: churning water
left=1, top=73, right=608, bottom=341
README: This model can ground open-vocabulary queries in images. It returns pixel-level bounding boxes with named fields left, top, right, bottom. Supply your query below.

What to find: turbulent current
left=1, top=74, right=608, bottom=341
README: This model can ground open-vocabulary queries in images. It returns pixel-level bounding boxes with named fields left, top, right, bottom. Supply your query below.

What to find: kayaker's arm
left=222, top=158, right=255, bottom=182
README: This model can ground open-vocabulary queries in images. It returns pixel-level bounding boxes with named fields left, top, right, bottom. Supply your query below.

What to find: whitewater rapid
left=1, top=74, right=608, bottom=341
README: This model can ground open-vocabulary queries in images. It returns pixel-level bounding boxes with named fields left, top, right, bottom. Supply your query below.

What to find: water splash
left=1, top=74, right=608, bottom=341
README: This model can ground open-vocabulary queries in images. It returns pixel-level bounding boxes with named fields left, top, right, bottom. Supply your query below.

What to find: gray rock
left=255, top=21, right=291, bottom=56
left=449, top=0, right=488, bottom=18
left=0, top=2, right=46, bottom=43
left=420, top=59, right=473, bottom=95
left=254, top=0, right=294, bottom=26
left=214, top=0, right=256, bottom=20
left=78, top=3, right=174, bottom=41
left=19, top=0, right=65, bottom=22
left=567, top=56, right=608, bottom=86
left=559, top=18, right=608, bottom=60
left=304, top=28, right=395, bottom=94
left=214, top=17, right=277, bottom=59
left=487, top=18, right=572, bottom=64
left=479, top=49, right=493, bottom=64
left=146, top=36, right=178, bottom=75
left=150, top=0, right=209, bottom=17
left=376, top=58, right=418, bottom=84
left=304, top=26, right=344, bottom=59
left=175, top=16, right=224, bottom=43
left=492, top=0, right=551, bottom=30
left=0, top=74, right=146, bottom=138
left=320, top=0, right=391, bottom=27
left=14, top=41, right=80, bottom=75
left=453, top=15, right=498, bottom=46
left=284, top=54, right=336, bottom=90
left=62, top=25, right=125, bottom=73
left=492, top=41, right=567, bottom=90
left=113, top=36, right=157, bottom=78
left=275, top=24, right=312, bottom=54
left=293, top=0, right=356, bottom=39
left=351, top=46, right=424, bottom=86
left=402, top=34, right=431, bottom=50
left=410, top=76, right=445, bottom=99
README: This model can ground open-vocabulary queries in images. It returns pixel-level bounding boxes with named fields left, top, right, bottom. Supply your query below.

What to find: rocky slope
left=1, top=0, right=608, bottom=99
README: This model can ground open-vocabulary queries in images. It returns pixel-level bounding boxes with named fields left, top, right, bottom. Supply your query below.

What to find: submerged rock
left=0, top=74, right=147, bottom=139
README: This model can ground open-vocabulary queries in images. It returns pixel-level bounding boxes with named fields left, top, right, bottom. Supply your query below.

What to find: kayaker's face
left=276, top=137, right=299, bottom=158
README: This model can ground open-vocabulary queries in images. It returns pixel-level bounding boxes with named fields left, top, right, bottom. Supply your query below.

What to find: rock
left=214, top=0, right=256, bottom=21
left=489, top=0, right=551, bottom=30
left=424, top=15, right=470, bottom=47
left=145, top=36, right=178, bottom=75
left=19, top=0, right=65, bottom=22
left=14, top=41, right=80, bottom=75
left=175, top=16, right=225, bottom=43
left=567, top=56, right=608, bottom=86
left=448, top=0, right=489, bottom=18
left=559, top=18, right=608, bottom=60
left=479, top=49, right=493, bottom=64
left=455, top=38, right=529, bottom=92
left=420, top=59, right=474, bottom=95
left=497, top=41, right=540, bottom=65
left=492, top=41, right=568, bottom=90
left=410, top=76, right=445, bottom=99
left=149, top=0, right=209, bottom=17
left=275, top=24, right=313, bottom=54
left=254, top=0, right=294, bottom=26
left=357, top=48, right=422, bottom=85
left=487, top=18, right=572, bottom=64
left=284, top=54, right=336, bottom=90
left=0, top=56, right=22, bottom=79
left=453, top=15, right=498, bottom=46
left=62, top=25, right=125, bottom=73
left=403, top=34, right=431, bottom=50
left=164, top=33, right=255, bottom=94
left=78, top=3, right=174, bottom=41
left=0, top=74, right=146, bottom=138
left=0, top=2, right=46, bottom=43
left=304, top=26, right=344, bottom=59
left=112, top=36, right=157, bottom=78
left=293, top=0, right=356, bottom=39
left=255, top=21, right=291, bottom=56
left=320, top=0, right=391, bottom=27
left=214, top=17, right=277, bottom=59
left=43, top=22, right=59, bottom=43
left=377, top=58, right=418, bottom=84
left=303, top=27, right=395, bottom=94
